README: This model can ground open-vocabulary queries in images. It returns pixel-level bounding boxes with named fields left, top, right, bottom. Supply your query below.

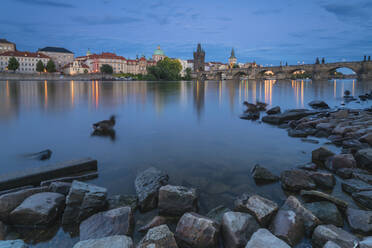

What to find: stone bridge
left=194, top=61, right=372, bottom=81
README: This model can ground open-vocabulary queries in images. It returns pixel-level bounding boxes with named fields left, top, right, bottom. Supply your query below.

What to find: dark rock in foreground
left=355, top=148, right=372, bottom=169
left=251, top=164, right=279, bottom=183
left=312, top=224, right=359, bottom=248
left=352, top=190, right=372, bottom=209
left=266, top=106, right=281, bottom=115
left=346, top=207, right=372, bottom=234
left=107, top=194, right=137, bottom=211
left=300, top=190, right=348, bottom=210
left=270, top=209, right=304, bottom=246
left=309, top=100, right=330, bottom=109
left=206, top=205, right=231, bottom=225
left=10, top=192, right=65, bottom=226
left=175, top=212, right=220, bottom=248
left=73, top=235, right=133, bottom=248
left=304, top=201, right=343, bottom=227
left=312, top=147, right=335, bottom=166
left=138, top=224, right=178, bottom=248
left=281, top=170, right=316, bottom=191
left=158, top=185, right=198, bottom=216
left=341, top=179, right=372, bottom=195
left=262, top=109, right=318, bottom=125
left=134, top=167, right=169, bottom=212
left=79, top=206, right=134, bottom=241
left=245, top=228, right=290, bottom=248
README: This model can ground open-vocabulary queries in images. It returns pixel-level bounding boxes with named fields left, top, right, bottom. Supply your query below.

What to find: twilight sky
left=1, top=0, right=372, bottom=65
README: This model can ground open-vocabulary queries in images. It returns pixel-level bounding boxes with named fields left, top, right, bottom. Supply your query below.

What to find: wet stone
left=158, top=185, right=198, bottom=216
left=245, top=228, right=290, bottom=248
left=206, top=205, right=231, bottom=225
left=73, top=235, right=133, bottom=248
left=312, top=147, right=335, bottom=166
left=251, top=164, right=279, bottom=183
left=270, top=209, right=304, bottom=246
left=325, top=154, right=357, bottom=171
left=355, top=149, right=372, bottom=169
left=48, top=182, right=71, bottom=196
left=323, top=241, right=342, bottom=248
left=341, top=179, right=372, bottom=195
left=301, top=190, right=348, bottom=210
left=134, top=167, right=169, bottom=212
left=138, top=215, right=177, bottom=233
left=346, top=207, right=372, bottom=234
left=312, top=224, right=359, bottom=248
left=266, top=106, right=281, bottom=115
left=234, top=194, right=278, bottom=227
left=352, top=191, right=372, bottom=209
left=0, top=240, right=28, bottom=248
left=354, top=173, right=372, bottom=184
left=221, top=211, right=260, bottom=248
left=305, top=202, right=343, bottom=227
left=107, top=194, right=137, bottom=211
left=360, top=236, right=372, bottom=248
left=138, top=224, right=178, bottom=248
left=281, top=169, right=316, bottom=191
left=308, top=171, right=335, bottom=189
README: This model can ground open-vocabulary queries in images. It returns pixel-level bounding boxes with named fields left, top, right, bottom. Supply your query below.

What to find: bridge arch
left=327, top=66, right=358, bottom=79
left=290, top=69, right=312, bottom=79
left=233, top=71, right=248, bottom=79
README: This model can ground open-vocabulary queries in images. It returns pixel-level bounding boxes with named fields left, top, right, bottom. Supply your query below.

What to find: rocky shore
left=0, top=98, right=372, bottom=247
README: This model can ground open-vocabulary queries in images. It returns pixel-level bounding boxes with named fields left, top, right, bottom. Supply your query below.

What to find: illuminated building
left=152, top=45, right=166, bottom=62
left=38, top=47, right=74, bottom=71
left=0, top=51, right=50, bottom=73
left=0, top=39, right=16, bottom=52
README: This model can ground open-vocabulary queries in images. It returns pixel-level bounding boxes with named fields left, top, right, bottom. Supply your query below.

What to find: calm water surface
left=0, top=79, right=372, bottom=247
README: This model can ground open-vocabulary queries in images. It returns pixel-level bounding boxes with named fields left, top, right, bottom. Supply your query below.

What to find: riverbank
left=0, top=72, right=114, bottom=81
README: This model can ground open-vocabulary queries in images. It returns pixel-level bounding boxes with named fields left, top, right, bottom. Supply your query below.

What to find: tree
left=100, top=64, right=113, bottom=74
left=84, top=69, right=88, bottom=74
left=147, top=57, right=182, bottom=81
left=184, top=67, right=192, bottom=80
left=36, top=60, right=45, bottom=73
left=233, top=64, right=239, bottom=68
left=46, top=60, right=56, bottom=72
left=315, top=57, right=320, bottom=64
left=7, top=57, right=19, bottom=72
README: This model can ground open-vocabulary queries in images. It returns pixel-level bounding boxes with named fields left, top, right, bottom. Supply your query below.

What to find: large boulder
left=158, top=185, right=198, bottom=216
left=137, top=225, right=178, bottom=248
left=312, top=147, right=335, bottom=166
left=266, top=106, right=281, bottom=115
left=48, top=182, right=71, bottom=196
left=62, top=180, right=107, bottom=225
left=221, top=211, right=260, bottom=248
left=281, top=170, right=316, bottom=191
left=341, top=179, right=372, bottom=195
left=251, top=165, right=279, bottom=183
left=270, top=209, right=304, bottom=246
left=325, top=154, right=357, bottom=171
left=355, top=149, right=372, bottom=169
left=346, top=208, right=372, bottom=234
left=352, top=191, right=372, bottom=209
left=312, top=224, right=359, bottom=248
left=9, top=192, right=65, bottom=226
left=308, top=171, right=335, bottom=189
left=0, top=240, right=28, bottom=248
left=281, top=196, right=321, bottom=236
left=0, top=186, right=48, bottom=221
left=304, top=202, right=343, bottom=227
left=175, top=212, right=219, bottom=248
left=309, top=100, right=330, bottom=109
left=262, top=109, right=317, bottom=125
left=134, top=167, right=169, bottom=212
left=245, top=228, right=290, bottom=248
left=79, top=206, right=134, bottom=241
left=234, top=194, right=278, bottom=226
left=72, top=235, right=133, bottom=248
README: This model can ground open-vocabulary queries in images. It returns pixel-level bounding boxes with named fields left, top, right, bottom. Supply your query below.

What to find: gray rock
left=245, top=228, right=290, bottom=248
left=360, top=133, right=372, bottom=146
left=262, top=109, right=317, bottom=125
left=0, top=222, right=7, bottom=240
left=10, top=192, right=65, bottom=226
left=323, top=241, right=342, bottom=248
left=281, top=170, right=316, bottom=191
left=134, top=167, right=169, bottom=212
left=354, top=173, right=372, bottom=184
left=138, top=215, right=177, bottom=233
left=48, top=182, right=71, bottom=195
left=0, top=240, right=28, bottom=248
left=73, top=235, right=133, bottom=248
left=341, top=179, right=372, bottom=194
left=266, top=106, right=281, bottom=115
left=234, top=194, right=278, bottom=226
left=360, top=236, right=372, bottom=248
left=305, top=202, right=343, bottom=227
left=158, top=185, right=198, bottom=216
left=288, top=129, right=308, bottom=137
left=308, top=171, right=335, bottom=189
left=336, top=168, right=368, bottom=179
left=312, top=147, right=335, bottom=166
left=301, top=138, right=320, bottom=144
left=352, top=191, right=372, bottom=209
left=301, top=190, right=348, bottom=210
left=62, top=180, right=107, bottom=225
left=309, top=101, right=330, bottom=109
left=107, top=195, right=137, bottom=211
left=138, top=224, right=178, bottom=248
left=325, top=154, right=357, bottom=171
left=79, top=206, right=134, bottom=241
left=282, top=196, right=321, bottom=236
left=206, top=205, right=231, bottom=225
left=0, top=186, right=48, bottom=221
left=346, top=208, right=372, bottom=234
left=221, top=211, right=260, bottom=248
left=312, top=224, right=359, bottom=248
left=355, top=149, right=372, bottom=169
left=270, top=209, right=304, bottom=246
left=251, top=164, right=279, bottom=183
left=175, top=212, right=219, bottom=248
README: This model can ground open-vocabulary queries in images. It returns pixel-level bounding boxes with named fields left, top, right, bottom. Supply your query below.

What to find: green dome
left=153, top=45, right=165, bottom=56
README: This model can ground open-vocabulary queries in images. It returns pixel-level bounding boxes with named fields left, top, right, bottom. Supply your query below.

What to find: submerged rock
left=355, top=149, right=372, bottom=169
left=312, top=147, right=335, bottom=166
left=175, top=212, right=219, bottom=248
left=73, top=235, right=133, bottom=248
left=234, top=194, right=278, bottom=227
left=301, top=190, right=348, bottom=210
left=346, top=207, right=372, bottom=234
left=352, top=190, right=372, bottom=209
left=245, top=228, right=290, bottom=248
left=341, top=179, right=372, bottom=195
left=206, top=205, right=231, bottom=225
left=251, top=164, right=279, bottom=183
left=281, top=170, right=316, bottom=191
left=266, top=106, right=281, bottom=115
left=138, top=225, right=178, bottom=248
left=158, top=185, right=198, bottom=216
left=304, top=202, right=343, bottom=227
left=107, top=194, right=137, bottom=211
left=309, top=101, right=330, bottom=109
left=221, top=211, right=259, bottom=248
left=10, top=192, right=65, bottom=226
left=79, top=206, right=134, bottom=241
left=312, top=224, right=359, bottom=248
left=262, top=109, right=317, bottom=125
left=134, top=167, right=169, bottom=212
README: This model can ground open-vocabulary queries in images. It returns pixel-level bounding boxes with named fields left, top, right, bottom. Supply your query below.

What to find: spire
left=197, top=43, right=202, bottom=53
left=230, top=48, right=236, bottom=59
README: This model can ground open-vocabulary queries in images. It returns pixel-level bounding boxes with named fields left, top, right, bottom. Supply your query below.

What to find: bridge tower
left=228, top=48, right=237, bottom=68
left=193, top=43, right=205, bottom=73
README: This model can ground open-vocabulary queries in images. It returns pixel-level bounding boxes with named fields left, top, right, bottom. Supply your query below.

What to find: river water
left=0, top=79, right=371, bottom=247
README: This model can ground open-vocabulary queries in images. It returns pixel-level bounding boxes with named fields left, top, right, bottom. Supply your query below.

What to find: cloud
left=322, top=1, right=372, bottom=20
left=14, top=0, right=75, bottom=8
left=72, top=15, right=141, bottom=25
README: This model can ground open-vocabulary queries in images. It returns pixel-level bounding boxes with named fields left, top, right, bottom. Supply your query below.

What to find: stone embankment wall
left=0, top=72, right=114, bottom=81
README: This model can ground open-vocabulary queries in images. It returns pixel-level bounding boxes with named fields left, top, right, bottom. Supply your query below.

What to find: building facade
left=152, top=46, right=166, bottom=62
left=63, top=60, right=90, bottom=75
left=38, top=47, right=74, bottom=71
left=0, top=51, right=50, bottom=73
left=193, top=43, right=205, bottom=72
left=0, top=39, right=16, bottom=52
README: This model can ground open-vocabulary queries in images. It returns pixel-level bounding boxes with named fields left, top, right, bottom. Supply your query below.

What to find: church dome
left=153, top=45, right=165, bottom=56
left=86, top=49, right=92, bottom=56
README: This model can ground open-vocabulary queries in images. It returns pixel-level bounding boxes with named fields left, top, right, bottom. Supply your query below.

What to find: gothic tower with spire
left=228, top=48, right=237, bottom=68
left=193, top=43, right=205, bottom=72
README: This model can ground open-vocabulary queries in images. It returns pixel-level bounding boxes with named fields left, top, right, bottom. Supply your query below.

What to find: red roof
left=63, top=62, right=89, bottom=69
left=85, top=52, right=126, bottom=60
left=0, top=51, right=50, bottom=58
